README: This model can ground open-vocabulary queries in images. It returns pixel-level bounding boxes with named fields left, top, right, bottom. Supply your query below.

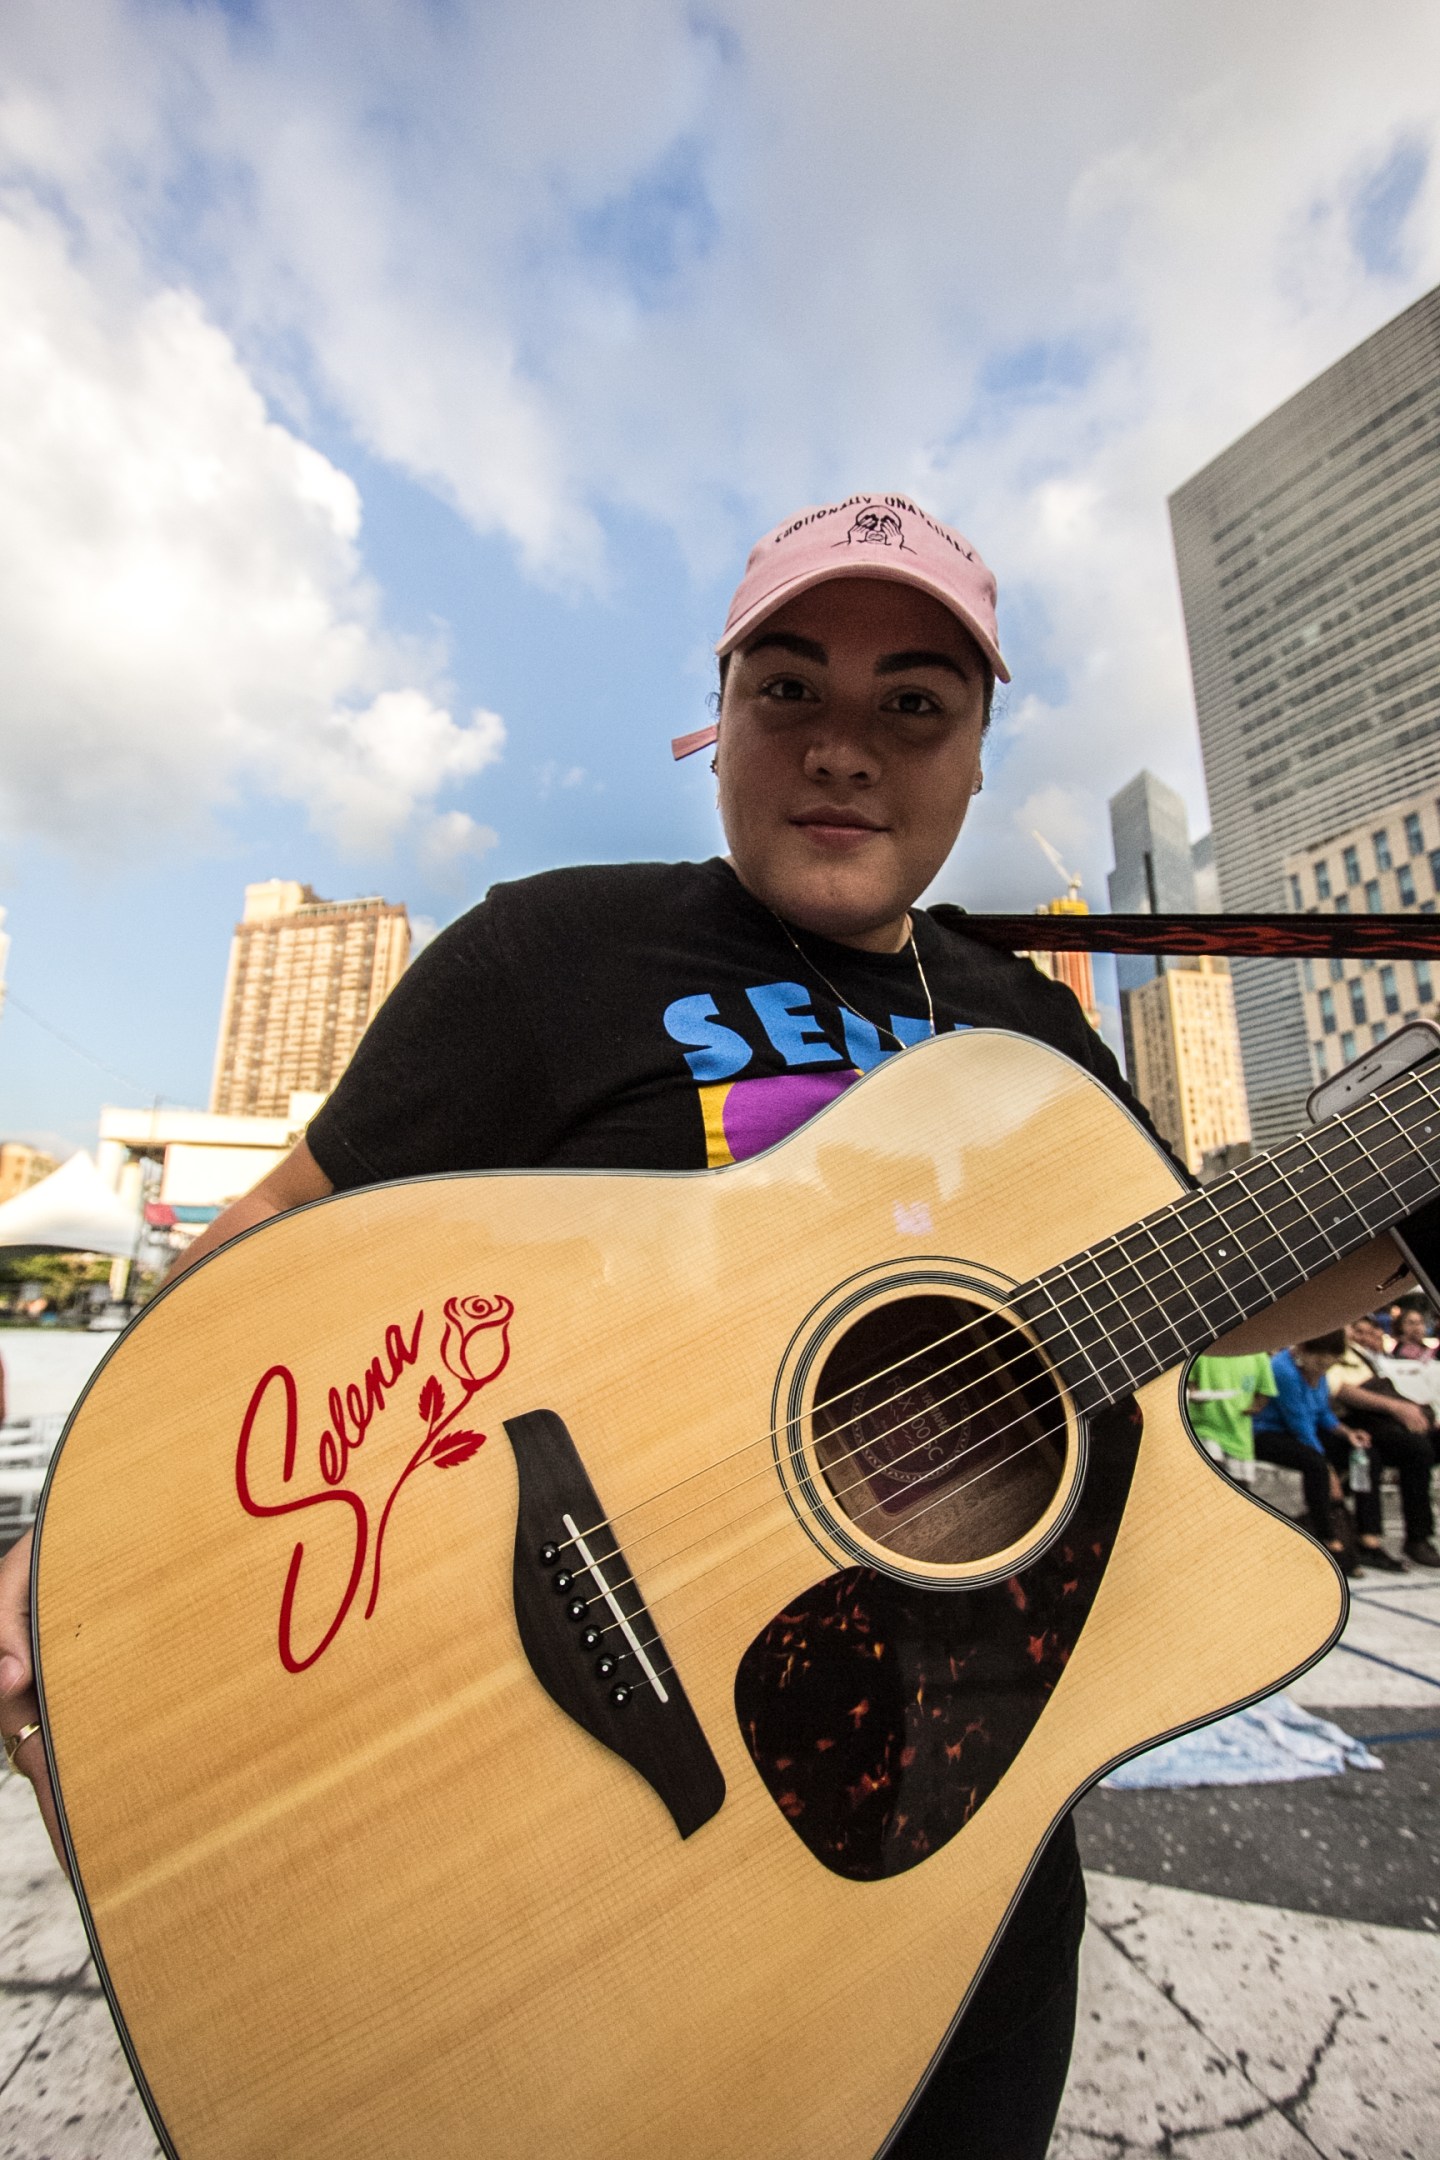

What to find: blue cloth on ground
left=1102, top=1694, right=1382, bottom=1789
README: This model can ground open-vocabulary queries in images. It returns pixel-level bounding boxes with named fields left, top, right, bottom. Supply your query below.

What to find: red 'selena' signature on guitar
left=234, top=1294, right=514, bottom=1672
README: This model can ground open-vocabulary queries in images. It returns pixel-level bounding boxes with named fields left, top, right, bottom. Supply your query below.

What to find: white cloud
left=536, top=760, right=590, bottom=798
left=0, top=195, right=504, bottom=858
left=2, top=0, right=1439, bottom=901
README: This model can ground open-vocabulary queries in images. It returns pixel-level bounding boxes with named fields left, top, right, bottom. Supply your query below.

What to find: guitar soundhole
left=810, top=1294, right=1067, bottom=1565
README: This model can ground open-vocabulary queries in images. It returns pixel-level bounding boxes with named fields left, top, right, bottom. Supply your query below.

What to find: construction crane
left=1031, top=830, right=1085, bottom=907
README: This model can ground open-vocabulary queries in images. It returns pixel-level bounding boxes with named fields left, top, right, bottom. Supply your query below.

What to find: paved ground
left=3, top=1491, right=1438, bottom=2156
left=1055, top=1873, right=1440, bottom=2159
left=0, top=1334, right=112, bottom=1428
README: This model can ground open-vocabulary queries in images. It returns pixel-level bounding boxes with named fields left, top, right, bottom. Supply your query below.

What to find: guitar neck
left=1014, top=1055, right=1440, bottom=1413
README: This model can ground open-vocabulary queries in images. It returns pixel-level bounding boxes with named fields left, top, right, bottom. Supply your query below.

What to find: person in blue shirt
left=1253, top=1332, right=1371, bottom=1574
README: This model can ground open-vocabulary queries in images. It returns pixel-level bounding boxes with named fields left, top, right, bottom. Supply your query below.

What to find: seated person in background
left=1184, top=1351, right=1276, bottom=1485
left=1390, top=1306, right=1436, bottom=1362
left=1252, top=1334, right=1370, bottom=1575
left=1329, top=1319, right=1440, bottom=1570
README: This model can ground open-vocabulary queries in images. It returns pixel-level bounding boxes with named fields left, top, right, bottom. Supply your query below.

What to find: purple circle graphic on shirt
left=721, top=1071, right=858, bottom=1161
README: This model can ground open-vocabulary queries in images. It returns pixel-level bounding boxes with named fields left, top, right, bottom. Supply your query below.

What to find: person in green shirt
left=1185, top=1352, right=1278, bottom=1483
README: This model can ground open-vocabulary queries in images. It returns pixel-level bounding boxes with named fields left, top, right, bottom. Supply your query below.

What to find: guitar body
left=34, top=1030, right=1342, bottom=2159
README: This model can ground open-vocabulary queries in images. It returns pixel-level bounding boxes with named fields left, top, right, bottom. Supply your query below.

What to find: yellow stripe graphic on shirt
left=698, top=1082, right=735, bottom=1168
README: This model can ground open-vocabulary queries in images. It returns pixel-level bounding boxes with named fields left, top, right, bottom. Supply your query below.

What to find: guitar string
left=598, top=1104, right=1440, bottom=1681
left=554, top=1065, right=1440, bottom=1560
left=554, top=1070, right=1439, bottom=1567
left=551, top=1084, right=1440, bottom=1584
left=553, top=1101, right=1440, bottom=1622
left=610, top=1216, right=1388, bottom=1684
left=614, top=1425, right=1070, bottom=1691
left=567, top=1107, right=1440, bottom=1651
left=593, top=1409, right=1066, bottom=1672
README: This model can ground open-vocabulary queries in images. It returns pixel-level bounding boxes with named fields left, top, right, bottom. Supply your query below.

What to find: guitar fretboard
left=1013, top=1058, right=1440, bottom=1414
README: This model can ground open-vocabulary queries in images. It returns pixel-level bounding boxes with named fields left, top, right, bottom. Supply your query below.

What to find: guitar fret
left=1015, top=1048, right=1440, bottom=1418
left=1310, top=1119, right=1393, bottom=1221
left=1094, top=1226, right=1190, bottom=1372
left=1293, top=1133, right=1374, bottom=1250
left=1252, top=1153, right=1342, bottom=1274
left=1145, top=1211, right=1248, bottom=1338
left=1339, top=1099, right=1412, bottom=1228
left=1364, top=1090, right=1440, bottom=1221
left=1174, top=1188, right=1278, bottom=1310
left=1197, top=1174, right=1306, bottom=1304
left=1050, top=1259, right=1141, bottom=1394
left=1017, top=1277, right=1109, bottom=1409
left=1071, top=1247, right=1161, bottom=1374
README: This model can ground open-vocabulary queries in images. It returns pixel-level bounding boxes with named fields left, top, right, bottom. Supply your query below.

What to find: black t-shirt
left=307, top=856, right=1153, bottom=2053
left=308, top=856, right=1147, bottom=1188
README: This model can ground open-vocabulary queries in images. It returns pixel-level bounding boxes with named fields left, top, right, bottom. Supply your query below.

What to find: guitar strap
left=939, top=909, right=1440, bottom=961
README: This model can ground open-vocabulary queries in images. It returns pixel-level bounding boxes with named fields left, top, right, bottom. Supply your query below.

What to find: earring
left=710, top=755, right=719, bottom=775
left=972, top=771, right=984, bottom=796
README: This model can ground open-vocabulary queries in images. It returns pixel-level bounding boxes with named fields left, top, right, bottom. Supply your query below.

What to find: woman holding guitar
left=0, top=493, right=1405, bottom=2157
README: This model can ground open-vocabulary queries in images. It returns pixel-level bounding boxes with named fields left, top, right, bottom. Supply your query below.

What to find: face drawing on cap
left=838, top=507, right=910, bottom=550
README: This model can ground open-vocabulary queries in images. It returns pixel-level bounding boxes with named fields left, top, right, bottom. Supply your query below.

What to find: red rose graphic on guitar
left=235, top=1294, right=513, bottom=1673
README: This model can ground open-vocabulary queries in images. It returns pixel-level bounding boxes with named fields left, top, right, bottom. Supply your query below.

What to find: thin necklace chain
left=770, top=909, right=938, bottom=1048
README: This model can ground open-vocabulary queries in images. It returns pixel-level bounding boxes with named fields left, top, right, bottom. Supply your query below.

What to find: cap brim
left=671, top=723, right=720, bottom=761
left=715, top=558, right=1010, bottom=683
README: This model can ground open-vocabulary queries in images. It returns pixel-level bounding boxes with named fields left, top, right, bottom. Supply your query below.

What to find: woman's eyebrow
left=874, top=649, right=971, bottom=680
left=740, top=631, right=828, bottom=664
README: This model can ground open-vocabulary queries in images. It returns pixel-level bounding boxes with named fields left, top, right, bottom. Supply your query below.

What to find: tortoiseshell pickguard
left=734, top=1399, right=1143, bottom=1880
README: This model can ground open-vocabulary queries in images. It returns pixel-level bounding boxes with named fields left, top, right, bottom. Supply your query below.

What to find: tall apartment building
left=1284, top=786, right=1440, bottom=1087
left=1170, top=281, right=1440, bottom=1147
left=1125, top=957, right=1252, bottom=1177
left=0, top=1142, right=57, bottom=1205
left=210, top=880, right=411, bottom=1118
left=1024, top=895, right=1102, bottom=1033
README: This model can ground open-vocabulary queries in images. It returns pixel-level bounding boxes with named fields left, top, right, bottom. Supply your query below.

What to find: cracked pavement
left=1053, top=1872, right=1439, bottom=2158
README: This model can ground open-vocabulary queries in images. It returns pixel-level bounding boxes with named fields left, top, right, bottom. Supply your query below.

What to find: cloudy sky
left=2, top=0, right=1439, bottom=1150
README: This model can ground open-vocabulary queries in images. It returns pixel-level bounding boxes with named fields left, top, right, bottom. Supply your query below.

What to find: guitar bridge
left=504, top=1409, right=725, bottom=1838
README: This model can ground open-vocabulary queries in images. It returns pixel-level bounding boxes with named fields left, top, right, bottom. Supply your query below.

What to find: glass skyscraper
left=1106, top=769, right=1203, bottom=1075
left=1169, top=282, right=1440, bottom=1147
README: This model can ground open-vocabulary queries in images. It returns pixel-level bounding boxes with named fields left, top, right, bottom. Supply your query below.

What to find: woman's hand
left=0, top=1529, right=67, bottom=1871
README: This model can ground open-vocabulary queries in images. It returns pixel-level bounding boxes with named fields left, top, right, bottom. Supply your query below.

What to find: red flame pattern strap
left=939, top=911, right=1440, bottom=961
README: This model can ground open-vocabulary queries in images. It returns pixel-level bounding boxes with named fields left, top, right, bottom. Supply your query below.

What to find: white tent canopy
left=0, top=1150, right=142, bottom=1258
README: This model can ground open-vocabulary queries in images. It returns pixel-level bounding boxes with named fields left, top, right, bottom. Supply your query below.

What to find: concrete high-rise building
left=0, top=1142, right=57, bottom=1204
left=1125, top=957, right=1252, bottom=1177
left=1191, top=832, right=1220, bottom=914
left=1170, top=282, right=1440, bottom=1147
left=1105, top=770, right=1221, bottom=1075
left=1024, top=896, right=1103, bottom=1034
left=1284, top=785, right=1440, bottom=1090
left=210, top=880, right=411, bottom=1119
left=1107, top=770, right=1200, bottom=928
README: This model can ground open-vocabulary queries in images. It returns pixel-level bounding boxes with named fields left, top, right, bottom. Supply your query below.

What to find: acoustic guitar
left=30, top=1025, right=1438, bottom=2158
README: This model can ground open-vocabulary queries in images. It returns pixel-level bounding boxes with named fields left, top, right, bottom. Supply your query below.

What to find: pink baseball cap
left=672, top=493, right=1008, bottom=758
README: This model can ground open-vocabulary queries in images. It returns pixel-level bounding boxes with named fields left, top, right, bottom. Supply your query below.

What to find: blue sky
left=1, top=0, right=1438, bottom=1152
